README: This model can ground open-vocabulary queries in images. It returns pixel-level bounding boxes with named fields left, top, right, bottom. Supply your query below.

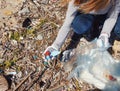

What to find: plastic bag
left=68, top=39, right=120, bottom=91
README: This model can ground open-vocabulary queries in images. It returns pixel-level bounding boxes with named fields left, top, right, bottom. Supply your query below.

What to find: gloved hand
left=43, top=46, right=60, bottom=61
left=97, top=33, right=111, bottom=49
left=62, top=49, right=76, bottom=62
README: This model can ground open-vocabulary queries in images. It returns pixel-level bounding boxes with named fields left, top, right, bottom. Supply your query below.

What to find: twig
left=43, top=79, right=51, bottom=91
left=23, top=67, right=48, bottom=91
left=46, top=83, right=65, bottom=91
left=13, top=71, right=34, bottom=91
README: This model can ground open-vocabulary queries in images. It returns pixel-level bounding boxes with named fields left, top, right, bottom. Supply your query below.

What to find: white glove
left=43, top=46, right=60, bottom=61
left=62, top=49, right=75, bottom=62
left=97, top=33, right=111, bottom=49
left=43, top=46, right=56, bottom=54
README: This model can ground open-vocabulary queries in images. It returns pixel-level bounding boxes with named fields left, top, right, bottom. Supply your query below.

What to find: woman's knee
left=71, top=13, right=95, bottom=34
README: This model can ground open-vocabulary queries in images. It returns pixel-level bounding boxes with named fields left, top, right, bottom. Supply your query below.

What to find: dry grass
left=1, top=0, right=120, bottom=91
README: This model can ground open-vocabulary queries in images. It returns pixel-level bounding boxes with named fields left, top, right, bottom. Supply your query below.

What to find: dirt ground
left=0, top=0, right=120, bottom=91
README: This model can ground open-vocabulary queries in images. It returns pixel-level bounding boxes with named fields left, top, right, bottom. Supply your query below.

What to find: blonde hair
left=61, top=0, right=111, bottom=13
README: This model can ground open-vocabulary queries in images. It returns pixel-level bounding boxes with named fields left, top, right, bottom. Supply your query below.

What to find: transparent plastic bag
left=68, top=39, right=120, bottom=91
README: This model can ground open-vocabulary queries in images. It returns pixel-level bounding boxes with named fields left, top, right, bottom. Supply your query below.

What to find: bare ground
left=0, top=0, right=119, bottom=91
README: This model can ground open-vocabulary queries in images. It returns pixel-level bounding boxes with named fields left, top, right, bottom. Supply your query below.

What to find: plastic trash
left=50, top=50, right=60, bottom=57
left=44, top=50, right=60, bottom=61
left=44, top=51, right=51, bottom=61
left=68, top=39, right=120, bottom=91
left=44, top=50, right=60, bottom=67
left=22, top=18, right=31, bottom=28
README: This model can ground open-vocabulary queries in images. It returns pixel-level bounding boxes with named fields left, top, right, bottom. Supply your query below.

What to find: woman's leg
left=65, top=13, right=95, bottom=49
left=61, top=13, right=95, bottom=62
left=66, top=12, right=94, bottom=50
left=65, top=32, right=83, bottom=50
left=71, top=12, right=95, bottom=35
left=85, top=14, right=107, bottom=41
left=62, top=13, right=107, bottom=62
left=113, top=14, right=120, bottom=39
left=109, top=14, right=120, bottom=45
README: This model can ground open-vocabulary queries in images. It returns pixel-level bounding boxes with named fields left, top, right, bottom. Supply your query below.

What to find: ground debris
left=1, top=0, right=120, bottom=91
left=0, top=75, right=9, bottom=91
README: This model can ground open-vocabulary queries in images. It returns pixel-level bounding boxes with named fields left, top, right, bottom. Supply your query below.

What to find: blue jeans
left=71, top=12, right=120, bottom=38
left=114, top=14, right=120, bottom=38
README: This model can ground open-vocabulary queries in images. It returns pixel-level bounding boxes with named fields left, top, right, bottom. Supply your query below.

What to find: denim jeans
left=71, top=12, right=120, bottom=38
left=114, top=14, right=120, bottom=38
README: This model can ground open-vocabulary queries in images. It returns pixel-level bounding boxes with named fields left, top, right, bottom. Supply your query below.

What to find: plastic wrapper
left=68, top=39, right=120, bottom=91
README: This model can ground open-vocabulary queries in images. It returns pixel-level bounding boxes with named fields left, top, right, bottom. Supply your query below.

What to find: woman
left=44, top=0, right=120, bottom=61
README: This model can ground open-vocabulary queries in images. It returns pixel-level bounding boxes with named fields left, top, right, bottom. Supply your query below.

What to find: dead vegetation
left=0, top=0, right=120, bottom=91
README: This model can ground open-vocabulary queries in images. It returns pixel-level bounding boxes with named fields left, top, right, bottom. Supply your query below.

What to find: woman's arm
left=51, top=0, right=78, bottom=50
left=101, top=0, right=120, bottom=36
